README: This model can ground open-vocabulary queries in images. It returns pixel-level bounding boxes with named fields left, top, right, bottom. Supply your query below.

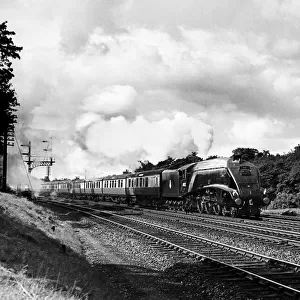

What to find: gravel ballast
left=0, top=195, right=290, bottom=299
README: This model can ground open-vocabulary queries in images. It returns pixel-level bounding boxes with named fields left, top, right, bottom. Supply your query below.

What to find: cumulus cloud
left=82, top=85, right=138, bottom=118
left=1, top=0, right=300, bottom=180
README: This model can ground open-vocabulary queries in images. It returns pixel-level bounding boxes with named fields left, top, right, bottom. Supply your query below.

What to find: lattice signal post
left=22, top=139, right=55, bottom=181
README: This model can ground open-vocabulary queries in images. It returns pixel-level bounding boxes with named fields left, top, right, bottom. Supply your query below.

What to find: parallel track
left=43, top=200, right=300, bottom=299
left=140, top=209, right=300, bottom=247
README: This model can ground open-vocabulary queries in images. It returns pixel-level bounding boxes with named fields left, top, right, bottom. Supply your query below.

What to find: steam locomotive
left=41, top=157, right=270, bottom=218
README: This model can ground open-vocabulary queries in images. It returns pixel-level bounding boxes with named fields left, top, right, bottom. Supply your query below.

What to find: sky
left=1, top=0, right=300, bottom=183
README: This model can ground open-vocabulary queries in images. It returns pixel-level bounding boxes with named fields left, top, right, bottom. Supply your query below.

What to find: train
left=40, top=156, right=270, bottom=218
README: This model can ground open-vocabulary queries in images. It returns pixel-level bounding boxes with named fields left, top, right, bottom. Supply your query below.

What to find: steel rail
left=140, top=211, right=300, bottom=247
left=142, top=208, right=300, bottom=233
left=46, top=200, right=300, bottom=298
left=141, top=210, right=300, bottom=246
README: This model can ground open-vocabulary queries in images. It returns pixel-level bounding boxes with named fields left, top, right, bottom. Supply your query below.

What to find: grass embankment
left=0, top=192, right=90, bottom=300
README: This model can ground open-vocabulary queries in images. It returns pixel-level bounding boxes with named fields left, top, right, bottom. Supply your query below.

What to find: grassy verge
left=0, top=192, right=90, bottom=300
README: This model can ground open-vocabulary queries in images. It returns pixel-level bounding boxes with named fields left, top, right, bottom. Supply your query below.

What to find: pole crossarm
left=28, top=158, right=55, bottom=173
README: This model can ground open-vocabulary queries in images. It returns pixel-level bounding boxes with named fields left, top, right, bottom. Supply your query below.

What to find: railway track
left=42, top=199, right=300, bottom=299
left=139, top=209, right=300, bottom=248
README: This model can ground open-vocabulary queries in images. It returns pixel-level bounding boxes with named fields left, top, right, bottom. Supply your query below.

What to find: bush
left=268, top=192, right=300, bottom=209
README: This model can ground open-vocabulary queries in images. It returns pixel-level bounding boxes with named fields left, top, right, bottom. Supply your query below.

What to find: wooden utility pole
left=1, top=130, right=8, bottom=192
left=1, top=128, right=15, bottom=192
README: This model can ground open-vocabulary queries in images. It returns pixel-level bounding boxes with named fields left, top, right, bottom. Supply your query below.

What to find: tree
left=0, top=21, right=22, bottom=145
left=135, top=160, right=155, bottom=172
left=232, top=147, right=259, bottom=161
left=0, top=21, right=22, bottom=191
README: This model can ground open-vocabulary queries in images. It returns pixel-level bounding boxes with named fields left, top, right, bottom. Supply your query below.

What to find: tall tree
left=0, top=21, right=22, bottom=137
left=0, top=21, right=22, bottom=191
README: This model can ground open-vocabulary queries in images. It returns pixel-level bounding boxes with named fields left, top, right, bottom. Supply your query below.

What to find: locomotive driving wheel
left=196, top=200, right=205, bottom=213
left=213, top=204, right=222, bottom=215
left=205, top=202, right=213, bottom=214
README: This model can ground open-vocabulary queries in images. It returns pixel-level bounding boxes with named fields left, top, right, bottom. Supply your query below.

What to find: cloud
left=1, top=0, right=300, bottom=180
left=84, top=112, right=213, bottom=164
left=82, top=85, right=138, bottom=118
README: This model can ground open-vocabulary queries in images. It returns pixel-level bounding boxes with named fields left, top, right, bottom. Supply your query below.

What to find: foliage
left=267, top=192, right=300, bottom=209
left=232, top=147, right=259, bottom=161
left=0, top=21, right=22, bottom=149
left=251, top=144, right=300, bottom=206
left=135, top=160, right=155, bottom=172
left=134, top=152, right=203, bottom=172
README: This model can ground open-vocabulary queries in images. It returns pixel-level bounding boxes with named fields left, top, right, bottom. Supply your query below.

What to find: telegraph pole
left=1, top=130, right=7, bottom=192
left=1, top=128, right=15, bottom=192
